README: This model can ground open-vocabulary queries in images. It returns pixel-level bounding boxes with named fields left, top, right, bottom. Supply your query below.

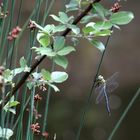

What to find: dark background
left=14, top=0, right=140, bottom=140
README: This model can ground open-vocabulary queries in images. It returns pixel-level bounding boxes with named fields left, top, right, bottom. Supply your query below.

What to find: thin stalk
left=26, top=87, right=35, bottom=140
left=16, top=87, right=27, bottom=140
left=42, top=0, right=55, bottom=25
left=108, top=88, right=140, bottom=140
left=42, top=0, right=49, bottom=25
left=41, top=61, right=55, bottom=134
left=0, top=86, right=5, bottom=128
left=16, top=0, right=23, bottom=25
left=75, top=33, right=112, bottom=140
left=12, top=95, right=31, bottom=130
left=9, top=0, right=23, bottom=68
left=0, top=0, right=9, bottom=63
left=25, top=31, right=36, bottom=140
left=2, top=0, right=16, bottom=66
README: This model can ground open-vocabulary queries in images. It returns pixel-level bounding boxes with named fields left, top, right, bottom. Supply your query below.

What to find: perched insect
left=95, top=72, right=119, bottom=116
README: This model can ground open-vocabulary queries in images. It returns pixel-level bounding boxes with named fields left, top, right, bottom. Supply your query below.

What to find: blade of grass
left=0, top=0, right=9, bottom=63
left=16, top=87, right=27, bottom=140
left=2, top=0, right=15, bottom=67
left=108, top=88, right=140, bottom=140
left=26, top=87, right=35, bottom=140
left=75, top=31, right=112, bottom=140
left=41, top=61, right=55, bottom=134
left=9, top=0, right=23, bottom=68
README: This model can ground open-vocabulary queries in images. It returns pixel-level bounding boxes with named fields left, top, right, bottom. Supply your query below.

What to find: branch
left=1, top=0, right=102, bottom=107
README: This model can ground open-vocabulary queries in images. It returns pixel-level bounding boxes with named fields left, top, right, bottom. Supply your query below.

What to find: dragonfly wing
left=106, top=72, right=119, bottom=85
left=106, top=82, right=119, bottom=93
left=105, top=72, right=119, bottom=93
left=95, top=85, right=105, bottom=104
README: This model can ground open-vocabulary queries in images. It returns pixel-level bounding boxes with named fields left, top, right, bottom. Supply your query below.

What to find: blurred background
left=13, top=0, right=140, bottom=140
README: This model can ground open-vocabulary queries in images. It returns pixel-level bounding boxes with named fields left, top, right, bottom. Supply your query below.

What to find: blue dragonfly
left=95, top=72, right=119, bottom=116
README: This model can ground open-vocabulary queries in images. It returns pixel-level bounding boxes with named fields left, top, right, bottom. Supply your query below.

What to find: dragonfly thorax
left=95, top=75, right=106, bottom=87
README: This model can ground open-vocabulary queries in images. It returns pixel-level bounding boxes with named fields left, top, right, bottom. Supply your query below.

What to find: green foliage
left=53, top=55, right=68, bottom=69
left=41, top=69, right=51, bottom=81
left=27, top=69, right=68, bottom=92
left=90, top=40, right=105, bottom=52
left=3, top=96, right=20, bottom=114
left=110, top=11, right=134, bottom=25
left=92, top=3, right=111, bottom=20
left=51, top=71, right=68, bottom=83
left=65, top=0, right=79, bottom=12
left=37, top=32, right=50, bottom=47
left=50, top=12, right=80, bottom=34
left=0, top=0, right=135, bottom=140
left=0, top=127, right=13, bottom=140
left=33, top=36, right=75, bottom=69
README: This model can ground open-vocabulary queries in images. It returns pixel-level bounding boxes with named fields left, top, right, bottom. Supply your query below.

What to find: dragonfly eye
left=97, top=75, right=104, bottom=81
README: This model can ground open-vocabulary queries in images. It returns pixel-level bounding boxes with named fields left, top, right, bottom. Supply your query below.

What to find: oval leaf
left=51, top=71, right=68, bottom=83
left=54, top=36, right=65, bottom=51
left=41, top=69, right=51, bottom=81
left=37, top=32, right=50, bottom=47
left=110, top=11, right=134, bottom=25
left=91, top=40, right=105, bottom=52
left=57, top=46, right=75, bottom=56
left=54, top=56, right=68, bottom=69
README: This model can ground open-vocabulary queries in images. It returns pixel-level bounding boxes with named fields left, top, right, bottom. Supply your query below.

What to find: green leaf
left=82, top=26, right=95, bottom=34
left=59, top=12, right=69, bottom=23
left=54, top=56, right=68, bottom=69
left=94, top=21, right=113, bottom=30
left=3, top=96, right=19, bottom=114
left=3, top=69, right=13, bottom=83
left=92, top=3, right=106, bottom=19
left=66, top=0, right=79, bottom=12
left=69, top=24, right=80, bottom=34
left=8, top=101, right=20, bottom=108
left=32, top=47, right=56, bottom=57
left=19, top=57, right=30, bottom=72
left=53, top=25, right=67, bottom=33
left=90, top=40, right=105, bottom=52
left=20, top=57, right=26, bottom=68
left=41, top=69, right=51, bottom=81
left=37, top=32, right=50, bottom=47
left=44, top=24, right=55, bottom=34
left=51, top=71, right=68, bottom=83
left=57, top=46, right=75, bottom=56
left=80, top=14, right=95, bottom=24
left=12, top=68, right=24, bottom=76
left=54, top=36, right=65, bottom=51
left=50, top=14, right=62, bottom=23
left=0, top=127, right=13, bottom=139
left=110, top=11, right=134, bottom=25
left=47, top=83, right=60, bottom=92
left=94, top=30, right=112, bottom=37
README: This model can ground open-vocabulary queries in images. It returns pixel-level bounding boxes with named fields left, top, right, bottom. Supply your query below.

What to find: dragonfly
left=95, top=72, right=119, bottom=116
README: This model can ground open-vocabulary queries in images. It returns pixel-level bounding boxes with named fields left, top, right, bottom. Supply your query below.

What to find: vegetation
left=0, top=0, right=136, bottom=140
